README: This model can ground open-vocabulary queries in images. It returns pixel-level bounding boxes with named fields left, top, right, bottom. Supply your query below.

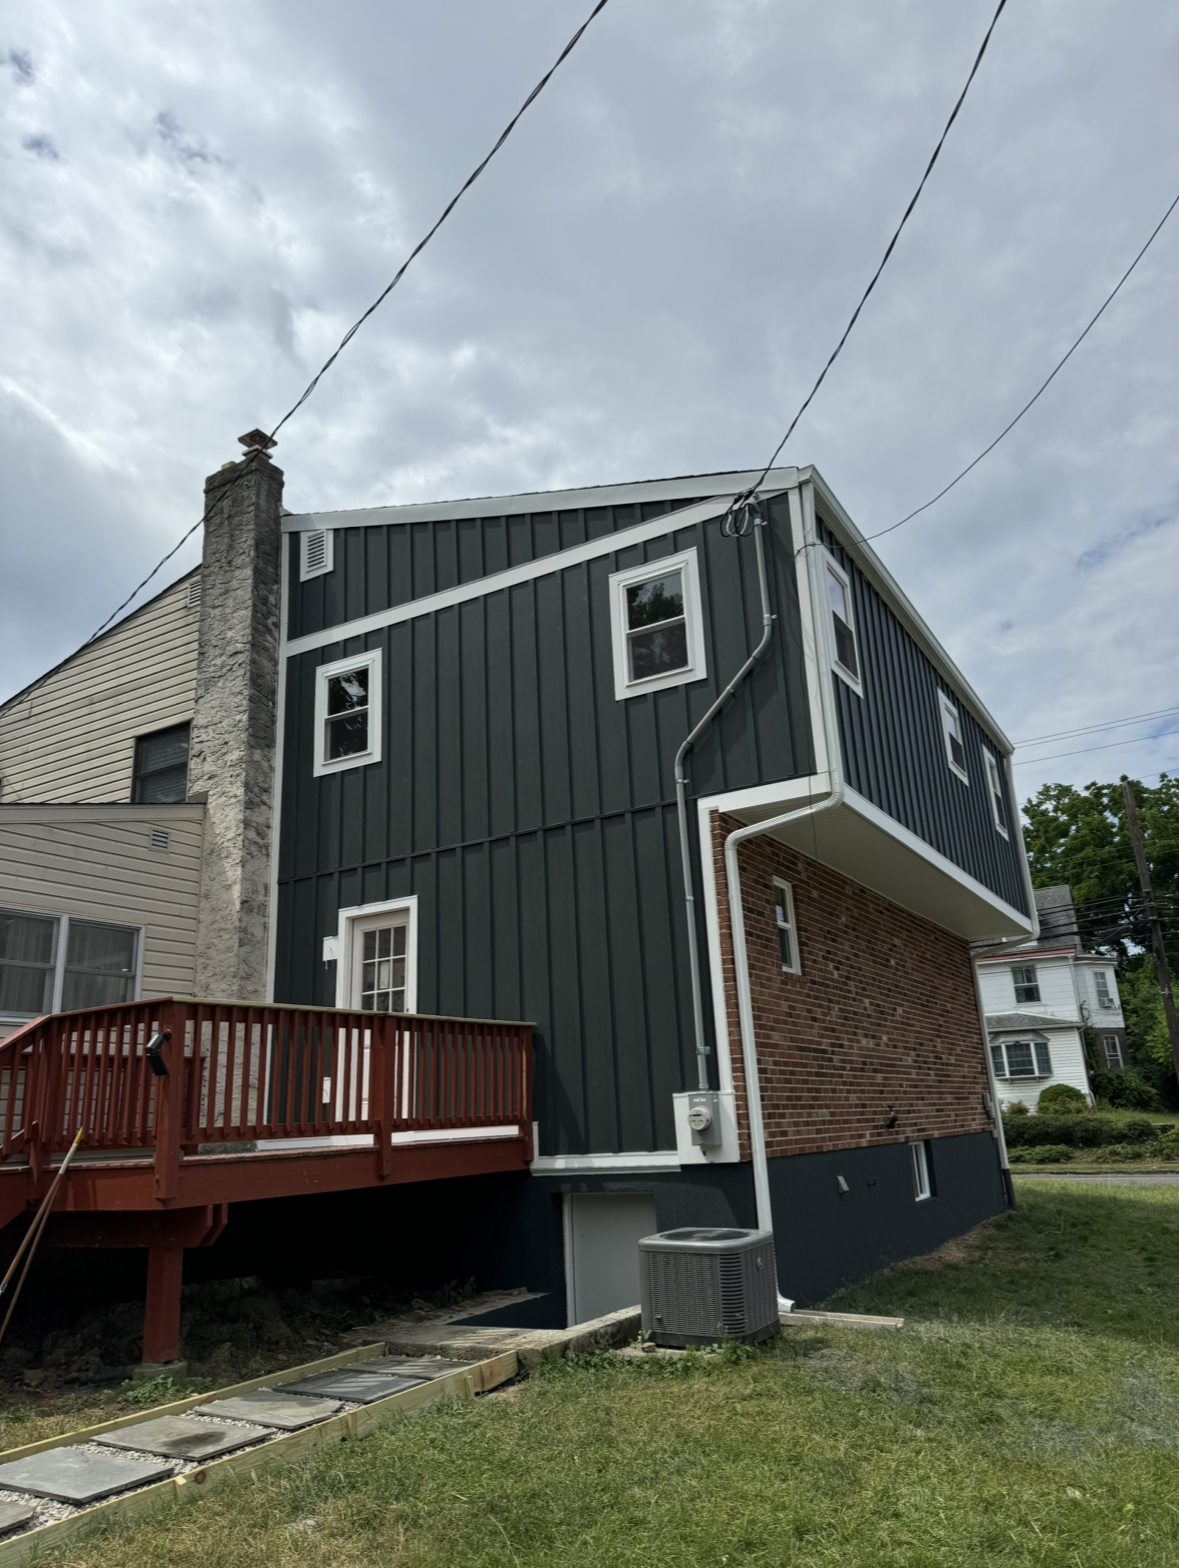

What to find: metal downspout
left=675, top=511, right=774, bottom=1091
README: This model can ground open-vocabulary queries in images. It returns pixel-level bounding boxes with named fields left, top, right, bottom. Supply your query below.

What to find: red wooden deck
left=0, top=998, right=532, bottom=1363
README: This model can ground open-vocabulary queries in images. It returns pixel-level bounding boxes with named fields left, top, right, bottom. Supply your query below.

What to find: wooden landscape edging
left=0, top=1346, right=517, bottom=1566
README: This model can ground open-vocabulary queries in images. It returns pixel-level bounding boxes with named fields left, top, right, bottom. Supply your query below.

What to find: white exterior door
left=563, top=1193, right=657, bottom=1326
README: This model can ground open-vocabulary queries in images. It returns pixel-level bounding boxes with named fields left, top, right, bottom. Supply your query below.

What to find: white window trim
left=820, top=549, right=863, bottom=696
left=313, top=651, right=382, bottom=777
left=772, top=877, right=801, bottom=976
left=911, top=1140, right=932, bottom=1201
left=0, top=905, right=143, bottom=1023
left=936, top=690, right=969, bottom=783
left=331, top=897, right=419, bottom=1014
left=608, top=549, right=707, bottom=702
left=982, top=749, right=1009, bottom=838
left=989, top=1037, right=1052, bottom=1080
left=300, top=528, right=334, bottom=581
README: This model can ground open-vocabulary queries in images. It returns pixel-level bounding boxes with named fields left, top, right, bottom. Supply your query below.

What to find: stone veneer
left=710, top=810, right=994, bottom=1161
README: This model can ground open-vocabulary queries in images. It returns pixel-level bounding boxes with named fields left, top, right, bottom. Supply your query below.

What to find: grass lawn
left=37, top=1182, right=1179, bottom=1568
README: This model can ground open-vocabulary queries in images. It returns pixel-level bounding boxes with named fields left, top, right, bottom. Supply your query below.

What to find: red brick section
left=710, top=811, right=992, bottom=1161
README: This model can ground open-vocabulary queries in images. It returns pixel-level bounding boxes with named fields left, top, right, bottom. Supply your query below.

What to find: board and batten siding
left=275, top=499, right=815, bottom=1157
left=0, top=804, right=205, bottom=1034
left=0, top=572, right=200, bottom=804
left=817, top=520, right=1028, bottom=915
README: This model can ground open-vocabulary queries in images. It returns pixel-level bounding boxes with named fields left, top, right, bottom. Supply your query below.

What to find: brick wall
left=711, top=812, right=993, bottom=1160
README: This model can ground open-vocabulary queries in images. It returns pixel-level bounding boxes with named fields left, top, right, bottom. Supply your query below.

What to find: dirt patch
left=891, top=1217, right=1002, bottom=1272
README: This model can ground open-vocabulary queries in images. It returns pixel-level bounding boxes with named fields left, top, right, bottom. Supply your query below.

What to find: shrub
left=1008, top=1145, right=1073, bottom=1165
left=1005, top=1099, right=1030, bottom=1116
left=1118, top=1116, right=1162, bottom=1145
left=1037, top=1084, right=1088, bottom=1115
left=1089, top=1068, right=1164, bottom=1112
left=1069, top=1116, right=1119, bottom=1148
left=1002, top=1114, right=1118, bottom=1149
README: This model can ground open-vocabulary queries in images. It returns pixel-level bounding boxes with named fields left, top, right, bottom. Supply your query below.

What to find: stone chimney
left=188, top=431, right=284, bottom=1000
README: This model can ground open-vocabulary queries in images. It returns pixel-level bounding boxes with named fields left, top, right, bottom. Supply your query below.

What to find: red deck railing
left=0, top=998, right=532, bottom=1198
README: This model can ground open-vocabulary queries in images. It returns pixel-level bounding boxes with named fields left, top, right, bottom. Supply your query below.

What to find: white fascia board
left=282, top=467, right=800, bottom=533
left=530, top=1150, right=681, bottom=1175
left=800, top=468, right=1014, bottom=756
left=285, top=488, right=792, bottom=660
left=976, top=946, right=1076, bottom=965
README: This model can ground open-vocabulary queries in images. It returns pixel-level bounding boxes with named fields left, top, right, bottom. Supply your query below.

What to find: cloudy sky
left=2, top=0, right=1176, bottom=807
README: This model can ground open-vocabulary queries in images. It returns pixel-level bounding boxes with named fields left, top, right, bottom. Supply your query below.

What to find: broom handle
left=0, top=1128, right=84, bottom=1297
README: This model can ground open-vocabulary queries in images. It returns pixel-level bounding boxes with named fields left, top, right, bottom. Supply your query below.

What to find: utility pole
left=1122, top=778, right=1179, bottom=1079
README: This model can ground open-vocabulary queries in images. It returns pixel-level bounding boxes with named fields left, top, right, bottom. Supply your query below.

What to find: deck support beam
left=142, top=1247, right=184, bottom=1368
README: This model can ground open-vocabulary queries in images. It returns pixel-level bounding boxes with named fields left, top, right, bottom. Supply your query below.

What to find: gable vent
left=149, top=828, right=170, bottom=852
left=186, top=578, right=202, bottom=608
left=300, top=528, right=333, bottom=580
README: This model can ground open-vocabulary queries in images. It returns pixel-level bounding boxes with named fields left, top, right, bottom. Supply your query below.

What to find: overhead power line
left=865, top=187, right=1179, bottom=543
left=1014, top=703, right=1179, bottom=748
left=727, top=0, right=1009, bottom=519
left=1012, top=726, right=1179, bottom=768
left=77, top=0, right=612, bottom=652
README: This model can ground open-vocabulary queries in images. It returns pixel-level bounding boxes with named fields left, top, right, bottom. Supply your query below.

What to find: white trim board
left=530, top=1150, right=681, bottom=1175
left=282, top=467, right=801, bottom=532
left=283, top=490, right=789, bottom=660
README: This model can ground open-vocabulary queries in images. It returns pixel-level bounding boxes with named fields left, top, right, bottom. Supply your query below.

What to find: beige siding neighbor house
left=0, top=569, right=207, bottom=1036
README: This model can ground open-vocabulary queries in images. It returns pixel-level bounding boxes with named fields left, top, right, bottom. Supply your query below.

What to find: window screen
left=132, top=723, right=190, bottom=804
left=0, top=911, right=57, bottom=1015
left=625, top=571, right=688, bottom=682
left=61, top=922, right=137, bottom=1010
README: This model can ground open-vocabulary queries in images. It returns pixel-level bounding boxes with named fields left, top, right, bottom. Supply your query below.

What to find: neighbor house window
left=1102, top=1033, right=1124, bottom=1069
left=1094, top=970, right=1115, bottom=1009
left=313, top=652, right=382, bottom=776
left=0, top=908, right=138, bottom=1020
left=911, top=1141, right=932, bottom=1201
left=772, top=878, right=801, bottom=975
left=609, top=551, right=707, bottom=701
left=300, top=529, right=334, bottom=581
left=822, top=553, right=861, bottom=692
left=132, top=722, right=191, bottom=804
left=982, top=749, right=1009, bottom=836
left=989, top=1039, right=1052, bottom=1079
left=936, top=692, right=968, bottom=782
left=1012, top=964, right=1040, bottom=1005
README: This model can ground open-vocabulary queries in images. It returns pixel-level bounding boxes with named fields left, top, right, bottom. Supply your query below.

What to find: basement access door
left=563, top=1192, right=657, bottom=1327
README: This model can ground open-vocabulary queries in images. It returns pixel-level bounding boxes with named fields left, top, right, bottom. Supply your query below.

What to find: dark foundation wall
left=769, top=1130, right=1008, bottom=1304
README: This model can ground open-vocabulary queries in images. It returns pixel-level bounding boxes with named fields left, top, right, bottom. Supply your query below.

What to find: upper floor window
left=982, top=749, right=1009, bottom=837
left=1012, top=964, right=1040, bottom=1005
left=772, top=878, right=801, bottom=975
left=132, top=723, right=190, bottom=804
left=313, top=652, right=382, bottom=777
left=1094, top=970, right=1115, bottom=1009
left=300, top=528, right=334, bottom=580
left=936, top=692, right=968, bottom=783
left=823, top=554, right=861, bottom=692
left=609, top=551, right=707, bottom=701
left=0, top=908, right=138, bottom=1019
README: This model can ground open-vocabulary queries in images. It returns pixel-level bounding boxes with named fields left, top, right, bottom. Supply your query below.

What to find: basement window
left=821, top=552, right=861, bottom=694
left=989, top=1039, right=1052, bottom=1079
left=300, top=528, right=334, bottom=580
left=313, top=652, right=382, bottom=776
left=911, top=1140, right=933, bottom=1201
left=982, top=749, right=1009, bottom=837
left=772, top=878, right=801, bottom=975
left=609, top=551, right=707, bottom=701
left=132, top=723, right=191, bottom=804
left=936, top=692, right=968, bottom=782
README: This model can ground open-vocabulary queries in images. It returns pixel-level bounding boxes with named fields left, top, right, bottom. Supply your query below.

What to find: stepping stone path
left=351, top=1356, right=473, bottom=1378
left=196, top=1390, right=342, bottom=1431
left=280, top=1370, right=427, bottom=1404
left=0, top=1449, right=174, bottom=1505
left=0, top=1502, right=35, bottom=1534
left=101, top=1417, right=272, bottom=1462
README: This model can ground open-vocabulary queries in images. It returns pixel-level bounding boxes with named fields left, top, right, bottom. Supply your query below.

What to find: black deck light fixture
left=144, top=1030, right=171, bottom=1077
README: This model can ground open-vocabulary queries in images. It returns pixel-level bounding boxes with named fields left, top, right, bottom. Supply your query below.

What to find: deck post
left=152, top=1003, right=183, bottom=1204
left=373, top=1015, right=395, bottom=1181
left=141, top=1246, right=185, bottom=1371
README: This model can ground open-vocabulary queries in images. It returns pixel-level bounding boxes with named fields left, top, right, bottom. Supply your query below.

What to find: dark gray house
left=271, top=461, right=1036, bottom=1316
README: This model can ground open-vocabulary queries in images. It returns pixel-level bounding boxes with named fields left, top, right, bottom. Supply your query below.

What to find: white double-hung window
left=772, top=878, right=801, bottom=975
left=0, top=907, right=139, bottom=1021
left=982, top=749, right=1009, bottom=836
left=822, top=552, right=861, bottom=693
left=937, top=691, right=969, bottom=782
left=609, top=551, right=707, bottom=701
left=313, top=652, right=382, bottom=776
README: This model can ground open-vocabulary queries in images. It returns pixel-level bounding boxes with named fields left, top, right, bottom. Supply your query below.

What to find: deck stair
left=0, top=997, right=532, bottom=1366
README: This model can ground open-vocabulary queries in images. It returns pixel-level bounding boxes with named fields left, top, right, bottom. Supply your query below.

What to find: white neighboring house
left=975, top=885, right=1126, bottom=1111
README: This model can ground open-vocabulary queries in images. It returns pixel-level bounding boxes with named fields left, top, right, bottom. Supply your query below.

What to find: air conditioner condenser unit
left=639, top=1227, right=778, bottom=1347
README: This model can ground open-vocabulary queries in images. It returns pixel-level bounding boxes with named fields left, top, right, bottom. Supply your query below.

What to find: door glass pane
left=0, top=913, right=56, bottom=1015
left=359, top=922, right=407, bottom=1012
